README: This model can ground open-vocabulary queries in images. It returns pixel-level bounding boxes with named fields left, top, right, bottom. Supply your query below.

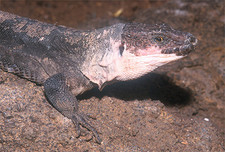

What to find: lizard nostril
left=190, top=36, right=195, bottom=42
left=188, top=35, right=198, bottom=46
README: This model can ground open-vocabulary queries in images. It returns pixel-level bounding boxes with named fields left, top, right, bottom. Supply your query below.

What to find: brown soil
left=0, top=0, right=224, bottom=151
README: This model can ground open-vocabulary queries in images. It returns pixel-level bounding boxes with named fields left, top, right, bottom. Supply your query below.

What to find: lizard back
left=0, top=11, right=87, bottom=84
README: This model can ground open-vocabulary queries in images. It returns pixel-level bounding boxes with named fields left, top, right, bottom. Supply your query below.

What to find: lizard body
left=0, top=11, right=197, bottom=143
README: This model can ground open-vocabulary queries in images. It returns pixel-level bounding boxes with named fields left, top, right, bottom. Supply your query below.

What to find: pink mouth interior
left=135, top=47, right=162, bottom=56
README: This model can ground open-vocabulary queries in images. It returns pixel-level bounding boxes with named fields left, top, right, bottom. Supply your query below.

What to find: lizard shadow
left=78, top=73, right=192, bottom=106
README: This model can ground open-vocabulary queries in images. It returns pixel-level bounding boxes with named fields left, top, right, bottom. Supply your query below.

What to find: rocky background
left=0, top=0, right=224, bottom=151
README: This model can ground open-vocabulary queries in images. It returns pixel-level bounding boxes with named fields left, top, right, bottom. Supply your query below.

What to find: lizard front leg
left=44, top=73, right=101, bottom=144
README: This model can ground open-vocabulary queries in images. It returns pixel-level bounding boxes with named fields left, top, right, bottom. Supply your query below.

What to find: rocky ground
left=0, top=0, right=224, bottom=151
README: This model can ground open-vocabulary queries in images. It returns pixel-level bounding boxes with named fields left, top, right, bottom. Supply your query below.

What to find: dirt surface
left=0, top=0, right=224, bottom=151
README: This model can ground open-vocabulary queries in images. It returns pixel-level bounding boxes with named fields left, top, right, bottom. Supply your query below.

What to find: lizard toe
left=71, top=115, right=81, bottom=138
left=72, top=113, right=102, bottom=144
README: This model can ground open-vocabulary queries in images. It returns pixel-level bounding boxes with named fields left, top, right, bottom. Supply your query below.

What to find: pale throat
left=82, top=39, right=183, bottom=90
left=114, top=45, right=184, bottom=81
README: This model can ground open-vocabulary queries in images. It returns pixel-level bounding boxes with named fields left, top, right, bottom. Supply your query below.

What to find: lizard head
left=121, top=23, right=197, bottom=56
left=115, top=23, right=197, bottom=81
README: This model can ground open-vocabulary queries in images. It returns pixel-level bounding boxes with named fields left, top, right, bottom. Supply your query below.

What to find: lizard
left=0, top=11, right=197, bottom=143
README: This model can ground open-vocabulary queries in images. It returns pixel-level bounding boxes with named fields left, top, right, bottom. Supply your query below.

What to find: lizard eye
left=154, top=37, right=163, bottom=42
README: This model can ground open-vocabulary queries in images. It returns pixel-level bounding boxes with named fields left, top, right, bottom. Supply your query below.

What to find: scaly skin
left=0, top=11, right=197, bottom=143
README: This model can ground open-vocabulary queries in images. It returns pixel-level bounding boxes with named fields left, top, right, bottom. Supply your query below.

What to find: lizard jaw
left=96, top=39, right=185, bottom=84
left=115, top=49, right=183, bottom=81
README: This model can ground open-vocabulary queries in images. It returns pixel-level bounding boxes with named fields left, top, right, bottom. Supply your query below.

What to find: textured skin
left=122, top=23, right=197, bottom=56
left=0, top=11, right=197, bottom=143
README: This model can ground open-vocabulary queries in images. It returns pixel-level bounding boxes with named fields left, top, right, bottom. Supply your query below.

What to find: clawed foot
left=44, top=74, right=102, bottom=144
left=71, top=113, right=102, bottom=144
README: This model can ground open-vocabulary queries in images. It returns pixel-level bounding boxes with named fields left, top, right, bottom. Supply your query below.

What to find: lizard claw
left=72, top=113, right=102, bottom=144
left=71, top=115, right=81, bottom=138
